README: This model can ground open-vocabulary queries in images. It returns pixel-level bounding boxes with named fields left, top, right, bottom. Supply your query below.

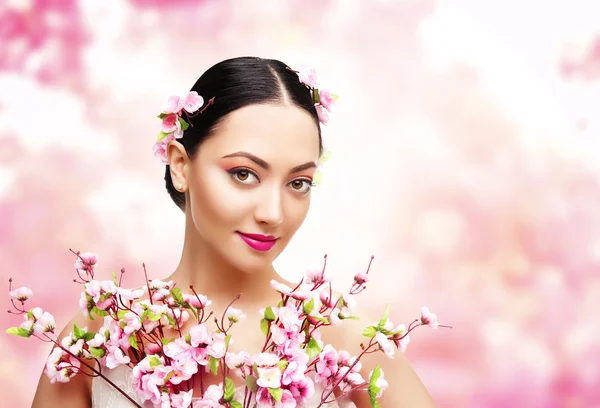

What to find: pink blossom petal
left=182, top=91, right=204, bottom=113
left=316, top=105, right=330, bottom=125
left=163, top=96, right=183, bottom=114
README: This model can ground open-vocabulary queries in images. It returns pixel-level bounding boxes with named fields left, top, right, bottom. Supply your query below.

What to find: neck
left=168, top=224, right=281, bottom=309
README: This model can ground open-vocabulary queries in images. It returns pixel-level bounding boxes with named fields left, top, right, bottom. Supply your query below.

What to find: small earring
left=177, top=184, right=183, bottom=191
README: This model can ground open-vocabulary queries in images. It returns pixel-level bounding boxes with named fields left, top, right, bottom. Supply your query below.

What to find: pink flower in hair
left=162, top=96, right=183, bottom=114
left=152, top=134, right=174, bottom=164
left=316, top=105, right=330, bottom=125
left=161, top=114, right=181, bottom=134
left=318, top=89, right=336, bottom=110
left=181, top=91, right=204, bottom=113
left=298, top=66, right=319, bottom=88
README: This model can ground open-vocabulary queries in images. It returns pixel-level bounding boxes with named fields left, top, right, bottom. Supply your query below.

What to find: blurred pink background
left=1, top=0, right=600, bottom=407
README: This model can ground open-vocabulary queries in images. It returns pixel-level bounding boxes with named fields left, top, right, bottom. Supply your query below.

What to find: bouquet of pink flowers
left=7, top=250, right=445, bottom=408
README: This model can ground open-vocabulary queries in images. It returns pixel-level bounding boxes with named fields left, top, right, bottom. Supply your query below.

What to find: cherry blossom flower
left=392, top=324, right=410, bottom=352
left=318, top=89, right=336, bottom=110
left=420, top=306, right=439, bottom=329
left=74, top=252, right=98, bottom=272
left=9, top=286, right=32, bottom=302
left=225, top=306, right=246, bottom=323
left=316, top=105, right=330, bottom=125
left=106, top=345, right=130, bottom=369
left=181, top=91, right=204, bottom=113
left=162, top=96, right=183, bottom=114
left=297, top=66, right=319, bottom=88
left=257, top=366, right=282, bottom=388
left=369, top=368, right=389, bottom=398
left=375, top=332, right=395, bottom=359
left=270, top=279, right=294, bottom=296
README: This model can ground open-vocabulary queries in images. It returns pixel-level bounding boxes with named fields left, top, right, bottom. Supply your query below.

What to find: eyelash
left=227, top=167, right=314, bottom=194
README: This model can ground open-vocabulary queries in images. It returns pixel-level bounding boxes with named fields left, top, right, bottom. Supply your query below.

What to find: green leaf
left=345, top=315, right=360, bottom=321
left=275, top=358, right=288, bottom=372
left=149, top=356, right=161, bottom=369
left=314, top=88, right=321, bottom=104
left=140, top=308, right=150, bottom=322
left=260, top=318, right=269, bottom=336
left=89, top=347, right=106, bottom=358
left=224, top=377, right=235, bottom=402
left=5, top=327, right=32, bottom=338
left=157, top=131, right=170, bottom=142
left=225, top=334, right=232, bottom=349
left=157, top=113, right=167, bottom=119
left=117, top=310, right=128, bottom=320
left=209, top=356, right=219, bottom=375
left=91, top=307, right=108, bottom=318
left=73, top=324, right=86, bottom=340
left=319, top=149, right=332, bottom=163
left=162, top=337, right=174, bottom=346
left=264, top=306, right=276, bottom=322
left=83, top=332, right=96, bottom=341
left=362, top=326, right=377, bottom=338
left=302, top=298, right=315, bottom=315
left=378, top=305, right=390, bottom=328
left=165, top=314, right=177, bottom=328
left=245, top=375, right=258, bottom=393
left=314, top=170, right=323, bottom=185
left=129, top=335, right=139, bottom=351
left=306, top=337, right=321, bottom=358
left=148, top=312, right=162, bottom=322
left=268, top=387, right=283, bottom=402
left=230, top=401, right=243, bottom=408
left=112, top=271, right=118, bottom=286
left=368, top=365, right=382, bottom=407
left=183, top=302, right=199, bottom=321
left=171, top=287, right=184, bottom=304
left=178, top=117, right=190, bottom=131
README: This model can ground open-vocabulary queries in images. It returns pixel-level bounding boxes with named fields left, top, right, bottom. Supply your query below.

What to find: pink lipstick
left=236, top=232, right=278, bottom=252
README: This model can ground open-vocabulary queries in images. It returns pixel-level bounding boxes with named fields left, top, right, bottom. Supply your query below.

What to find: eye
left=288, top=178, right=314, bottom=194
left=228, top=168, right=260, bottom=184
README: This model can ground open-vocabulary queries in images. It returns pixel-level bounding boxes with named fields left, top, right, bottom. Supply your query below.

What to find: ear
left=166, top=140, right=189, bottom=190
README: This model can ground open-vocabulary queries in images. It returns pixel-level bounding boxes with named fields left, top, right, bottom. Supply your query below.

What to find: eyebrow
left=222, top=151, right=317, bottom=173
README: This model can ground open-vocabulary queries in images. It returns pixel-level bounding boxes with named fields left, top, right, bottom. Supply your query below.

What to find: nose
left=254, top=184, right=283, bottom=227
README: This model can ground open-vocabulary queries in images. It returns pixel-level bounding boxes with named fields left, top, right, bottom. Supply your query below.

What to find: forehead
left=201, top=104, right=320, bottom=163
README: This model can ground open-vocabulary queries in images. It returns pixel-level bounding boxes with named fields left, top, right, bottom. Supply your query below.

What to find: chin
left=225, top=241, right=286, bottom=274
left=228, top=254, right=275, bottom=274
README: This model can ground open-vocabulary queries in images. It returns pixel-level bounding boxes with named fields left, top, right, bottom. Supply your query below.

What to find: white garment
left=91, top=364, right=344, bottom=408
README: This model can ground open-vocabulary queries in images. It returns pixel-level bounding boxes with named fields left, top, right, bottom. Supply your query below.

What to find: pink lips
left=236, top=232, right=278, bottom=252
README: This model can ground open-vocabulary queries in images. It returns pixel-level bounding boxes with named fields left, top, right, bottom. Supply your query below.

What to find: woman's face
left=179, top=103, right=320, bottom=273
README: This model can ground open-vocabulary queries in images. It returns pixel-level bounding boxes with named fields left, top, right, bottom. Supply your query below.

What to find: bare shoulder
left=32, top=310, right=103, bottom=408
left=321, top=319, right=438, bottom=408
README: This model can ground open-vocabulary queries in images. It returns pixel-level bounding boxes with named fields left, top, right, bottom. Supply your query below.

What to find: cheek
left=282, top=195, right=311, bottom=232
left=189, top=173, right=250, bottom=230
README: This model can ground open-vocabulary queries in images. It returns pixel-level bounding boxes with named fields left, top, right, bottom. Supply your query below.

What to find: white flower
left=375, top=332, right=394, bottom=359
left=256, top=366, right=282, bottom=389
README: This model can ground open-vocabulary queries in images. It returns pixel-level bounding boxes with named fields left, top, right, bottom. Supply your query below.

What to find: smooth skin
left=33, top=103, right=437, bottom=407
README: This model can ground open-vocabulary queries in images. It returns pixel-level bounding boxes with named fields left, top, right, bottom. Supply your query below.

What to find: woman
left=32, top=57, right=437, bottom=407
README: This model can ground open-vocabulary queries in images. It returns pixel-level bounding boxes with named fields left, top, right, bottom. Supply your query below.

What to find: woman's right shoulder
left=31, top=309, right=102, bottom=408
